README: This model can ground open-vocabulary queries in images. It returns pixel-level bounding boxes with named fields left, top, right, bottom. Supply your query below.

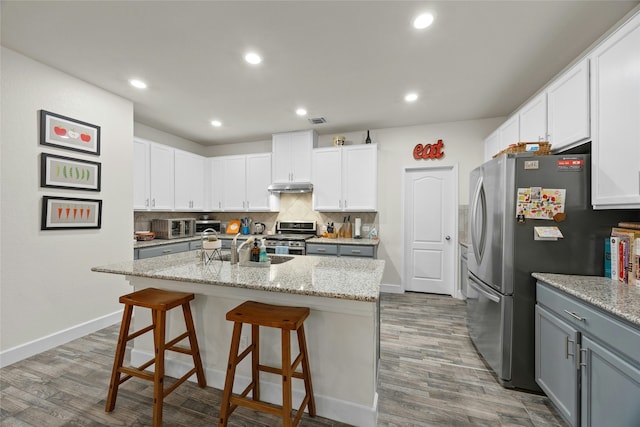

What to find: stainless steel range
left=264, top=221, right=316, bottom=255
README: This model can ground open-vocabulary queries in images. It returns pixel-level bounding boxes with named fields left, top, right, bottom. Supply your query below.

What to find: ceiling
left=2, top=1, right=638, bottom=146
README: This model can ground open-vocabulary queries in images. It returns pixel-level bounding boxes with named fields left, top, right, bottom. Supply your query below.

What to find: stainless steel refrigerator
left=467, top=153, right=639, bottom=392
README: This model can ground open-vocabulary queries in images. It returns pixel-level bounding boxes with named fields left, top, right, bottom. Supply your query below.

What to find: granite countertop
left=307, top=237, right=379, bottom=246
left=532, top=273, right=640, bottom=327
left=93, top=251, right=384, bottom=302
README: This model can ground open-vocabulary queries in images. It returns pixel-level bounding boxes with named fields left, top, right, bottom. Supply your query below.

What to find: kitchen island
left=93, top=251, right=384, bottom=426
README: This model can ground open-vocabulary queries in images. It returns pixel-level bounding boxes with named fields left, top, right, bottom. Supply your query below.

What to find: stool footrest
left=165, top=331, right=189, bottom=349
left=163, top=367, right=198, bottom=397
left=259, top=363, right=306, bottom=381
left=230, top=395, right=283, bottom=417
left=119, top=366, right=155, bottom=382
left=126, top=324, right=155, bottom=341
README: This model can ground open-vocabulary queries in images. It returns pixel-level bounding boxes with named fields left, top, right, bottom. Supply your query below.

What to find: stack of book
left=606, top=222, right=640, bottom=286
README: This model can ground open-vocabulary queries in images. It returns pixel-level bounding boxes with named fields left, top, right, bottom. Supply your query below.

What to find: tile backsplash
left=134, top=193, right=379, bottom=237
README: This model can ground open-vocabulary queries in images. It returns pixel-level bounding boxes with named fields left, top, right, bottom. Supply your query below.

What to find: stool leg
left=181, top=302, right=206, bottom=387
left=281, top=329, right=292, bottom=427
left=152, top=309, right=166, bottom=427
left=218, top=321, right=242, bottom=427
left=251, top=324, right=260, bottom=401
left=297, top=325, right=316, bottom=417
left=105, top=303, right=133, bottom=412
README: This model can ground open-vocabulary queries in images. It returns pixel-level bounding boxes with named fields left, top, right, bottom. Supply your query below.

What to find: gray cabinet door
left=535, top=305, right=579, bottom=427
left=581, top=336, right=640, bottom=427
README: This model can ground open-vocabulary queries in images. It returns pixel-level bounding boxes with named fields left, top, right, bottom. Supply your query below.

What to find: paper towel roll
left=355, top=218, right=362, bottom=237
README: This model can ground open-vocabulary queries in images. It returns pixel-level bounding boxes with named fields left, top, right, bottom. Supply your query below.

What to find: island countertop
left=532, top=273, right=640, bottom=326
left=93, top=251, right=384, bottom=302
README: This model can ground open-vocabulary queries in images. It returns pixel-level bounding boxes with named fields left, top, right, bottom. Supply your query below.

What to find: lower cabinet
left=137, top=242, right=190, bottom=259
left=536, top=282, right=640, bottom=427
left=306, top=243, right=376, bottom=258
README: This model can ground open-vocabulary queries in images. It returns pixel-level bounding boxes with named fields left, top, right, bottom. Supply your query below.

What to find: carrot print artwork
left=58, top=207, right=63, bottom=219
left=73, top=208, right=78, bottom=219
left=65, top=207, right=71, bottom=218
left=80, top=208, right=84, bottom=218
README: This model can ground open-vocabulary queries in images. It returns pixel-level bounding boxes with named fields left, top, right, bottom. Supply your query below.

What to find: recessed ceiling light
left=210, top=120, right=222, bottom=127
left=244, top=52, right=262, bottom=65
left=129, top=79, right=147, bottom=89
left=296, top=108, right=307, bottom=116
left=405, top=93, right=419, bottom=102
left=413, top=13, right=434, bottom=30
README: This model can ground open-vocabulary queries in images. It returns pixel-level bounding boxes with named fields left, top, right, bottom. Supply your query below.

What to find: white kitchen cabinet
left=272, top=130, right=318, bottom=183
left=133, top=138, right=151, bottom=210
left=174, top=149, right=205, bottom=210
left=498, top=115, right=520, bottom=149
left=149, top=142, right=175, bottom=210
left=590, top=11, right=640, bottom=209
left=208, top=157, right=224, bottom=211
left=546, top=58, right=590, bottom=152
left=312, top=144, right=377, bottom=212
left=209, top=153, right=275, bottom=212
left=483, top=130, right=499, bottom=162
left=519, top=92, right=547, bottom=143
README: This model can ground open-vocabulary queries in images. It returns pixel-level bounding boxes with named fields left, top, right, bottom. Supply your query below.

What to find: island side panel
left=126, top=276, right=379, bottom=426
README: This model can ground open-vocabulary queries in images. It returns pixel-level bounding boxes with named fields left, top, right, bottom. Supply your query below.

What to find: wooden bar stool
left=218, top=301, right=315, bottom=427
left=105, top=288, right=206, bottom=426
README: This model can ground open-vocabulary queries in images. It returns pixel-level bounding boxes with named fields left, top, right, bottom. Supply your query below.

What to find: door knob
left=445, top=235, right=451, bottom=241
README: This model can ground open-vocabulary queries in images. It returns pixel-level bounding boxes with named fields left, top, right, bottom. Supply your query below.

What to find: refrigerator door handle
left=468, top=274, right=500, bottom=303
left=470, top=177, right=487, bottom=265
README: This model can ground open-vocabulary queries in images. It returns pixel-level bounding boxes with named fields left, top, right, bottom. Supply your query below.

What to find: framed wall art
left=40, top=110, right=100, bottom=155
left=41, top=196, right=102, bottom=230
left=40, top=153, right=101, bottom=192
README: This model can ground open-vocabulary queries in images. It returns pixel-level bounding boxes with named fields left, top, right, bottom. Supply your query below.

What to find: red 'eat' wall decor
left=413, top=139, right=444, bottom=160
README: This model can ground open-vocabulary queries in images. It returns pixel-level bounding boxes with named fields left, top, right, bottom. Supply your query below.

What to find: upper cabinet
left=519, top=92, right=547, bottom=143
left=312, top=144, right=377, bottom=212
left=208, top=153, right=276, bottom=212
left=174, top=149, right=205, bottom=210
left=498, top=115, right=520, bottom=150
left=134, top=138, right=175, bottom=211
left=483, top=130, right=499, bottom=162
left=133, top=138, right=151, bottom=210
left=546, top=59, right=590, bottom=151
left=590, top=11, right=640, bottom=209
left=272, top=130, right=318, bottom=183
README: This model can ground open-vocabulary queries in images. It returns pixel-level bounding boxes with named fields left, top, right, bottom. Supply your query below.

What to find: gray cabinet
left=306, top=243, right=338, bottom=256
left=535, top=305, right=579, bottom=426
left=137, top=242, right=190, bottom=259
left=306, top=242, right=376, bottom=258
left=536, top=281, right=640, bottom=427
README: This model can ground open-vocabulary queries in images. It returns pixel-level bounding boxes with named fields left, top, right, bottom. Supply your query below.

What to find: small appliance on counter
left=195, top=219, right=221, bottom=235
left=151, top=218, right=195, bottom=239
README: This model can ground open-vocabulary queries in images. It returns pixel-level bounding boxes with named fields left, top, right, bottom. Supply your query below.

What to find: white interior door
left=404, top=166, right=456, bottom=295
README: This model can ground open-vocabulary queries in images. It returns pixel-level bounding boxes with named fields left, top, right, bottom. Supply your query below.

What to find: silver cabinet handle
left=565, top=336, right=575, bottom=360
left=145, top=198, right=149, bottom=207
left=317, top=248, right=326, bottom=252
left=152, top=198, right=156, bottom=207
left=162, top=249, right=171, bottom=253
left=564, top=310, right=585, bottom=321
left=351, top=249, right=361, bottom=253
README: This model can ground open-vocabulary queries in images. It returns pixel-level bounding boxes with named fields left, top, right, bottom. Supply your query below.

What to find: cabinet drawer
left=537, top=282, right=640, bottom=363
left=306, top=243, right=338, bottom=256
left=339, top=245, right=374, bottom=258
left=138, top=242, right=190, bottom=259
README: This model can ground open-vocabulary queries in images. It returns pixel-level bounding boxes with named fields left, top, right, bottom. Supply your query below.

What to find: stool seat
left=120, top=287, right=194, bottom=310
left=226, top=301, right=309, bottom=330
left=218, top=301, right=315, bottom=427
left=106, top=287, right=206, bottom=427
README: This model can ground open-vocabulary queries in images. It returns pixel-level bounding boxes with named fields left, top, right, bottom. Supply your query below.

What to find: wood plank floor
left=0, top=292, right=567, bottom=426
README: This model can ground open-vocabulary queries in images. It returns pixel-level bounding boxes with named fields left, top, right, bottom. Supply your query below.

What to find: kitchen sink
left=218, top=254, right=294, bottom=264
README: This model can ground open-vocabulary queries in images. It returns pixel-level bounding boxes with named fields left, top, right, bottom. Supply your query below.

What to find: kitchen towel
left=275, top=246, right=289, bottom=254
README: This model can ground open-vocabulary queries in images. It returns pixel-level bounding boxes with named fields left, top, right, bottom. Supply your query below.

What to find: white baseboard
left=380, top=282, right=404, bottom=293
left=0, top=310, right=123, bottom=368
left=131, top=350, right=378, bottom=426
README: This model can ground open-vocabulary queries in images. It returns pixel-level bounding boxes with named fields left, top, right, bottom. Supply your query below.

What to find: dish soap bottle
left=259, top=239, right=268, bottom=263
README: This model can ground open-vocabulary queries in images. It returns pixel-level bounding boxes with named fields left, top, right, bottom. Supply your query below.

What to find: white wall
left=134, top=122, right=208, bottom=156
left=0, top=48, right=133, bottom=365
left=316, top=119, right=502, bottom=286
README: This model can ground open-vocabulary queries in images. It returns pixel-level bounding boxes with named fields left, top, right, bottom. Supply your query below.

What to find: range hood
left=267, top=182, right=313, bottom=193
